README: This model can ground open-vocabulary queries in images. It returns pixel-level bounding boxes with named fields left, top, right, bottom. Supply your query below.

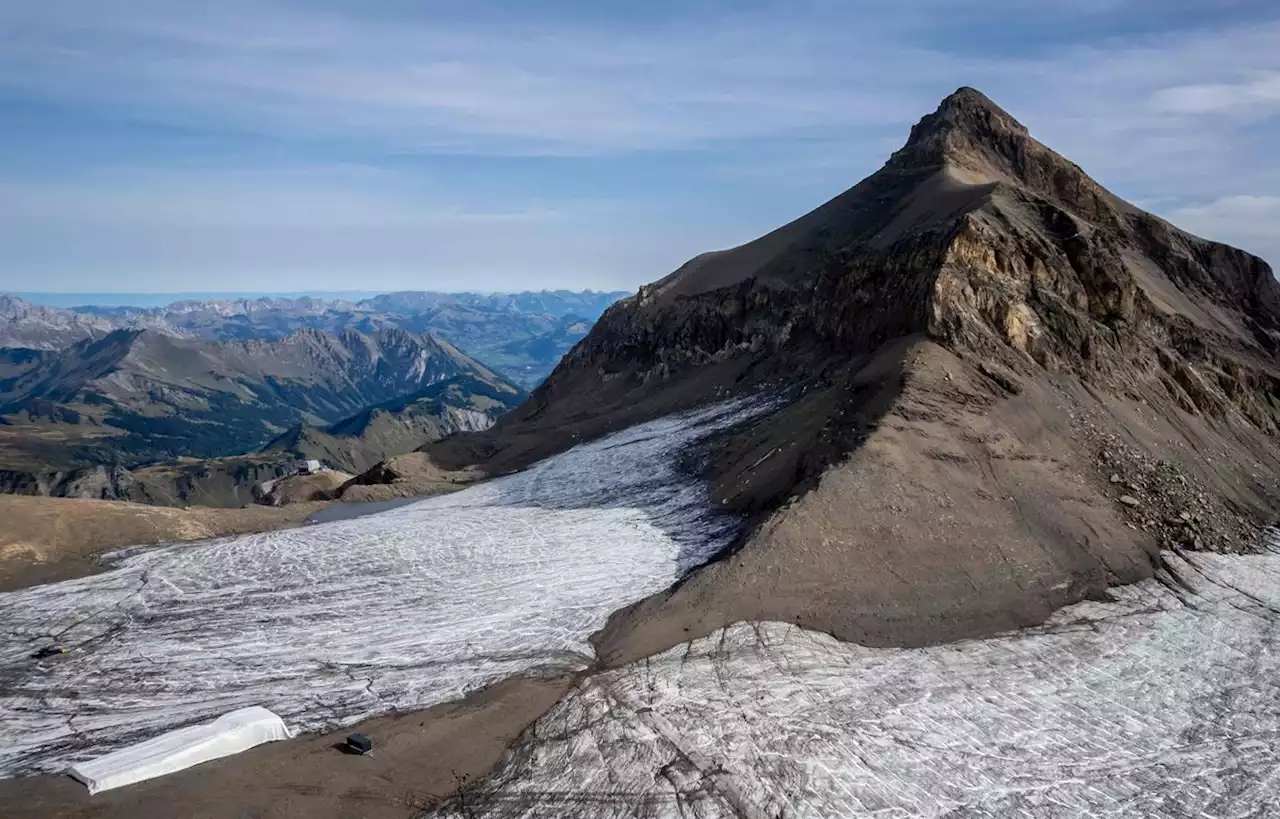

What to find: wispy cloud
left=0, top=2, right=935, bottom=155
left=0, top=0, right=1277, bottom=289
left=1167, top=195, right=1280, bottom=265
left=0, top=166, right=564, bottom=228
left=1151, top=74, right=1280, bottom=114
left=0, top=162, right=711, bottom=292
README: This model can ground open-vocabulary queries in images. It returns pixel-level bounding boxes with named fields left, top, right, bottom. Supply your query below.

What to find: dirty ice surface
left=430, top=545, right=1280, bottom=819
left=0, top=400, right=767, bottom=777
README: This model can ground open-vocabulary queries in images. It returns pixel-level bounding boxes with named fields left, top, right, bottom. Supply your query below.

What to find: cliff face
left=0, top=457, right=300, bottom=508
left=415, top=88, right=1280, bottom=658
left=912, top=91, right=1280, bottom=432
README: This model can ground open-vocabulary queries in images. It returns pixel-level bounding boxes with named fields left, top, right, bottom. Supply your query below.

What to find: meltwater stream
left=0, top=400, right=767, bottom=776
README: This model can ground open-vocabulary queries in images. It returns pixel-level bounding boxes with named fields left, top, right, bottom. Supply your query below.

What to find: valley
left=0, top=328, right=508, bottom=463
left=0, top=294, right=585, bottom=507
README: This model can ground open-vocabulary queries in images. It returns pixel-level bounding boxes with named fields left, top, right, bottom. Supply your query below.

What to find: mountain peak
left=937, top=86, right=1012, bottom=115
left=0, top=294, right=32, bottom=318
left=930, top=86, right=1029, bottom=137
left=890, top=87, right=1031, bottom=173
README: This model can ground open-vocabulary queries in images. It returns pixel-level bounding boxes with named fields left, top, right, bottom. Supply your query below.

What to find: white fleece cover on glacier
left=69, top=706, right=291, bottom=794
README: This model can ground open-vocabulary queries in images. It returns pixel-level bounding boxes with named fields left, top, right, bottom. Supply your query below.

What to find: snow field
left=431, top=546, right=1280, bottom=818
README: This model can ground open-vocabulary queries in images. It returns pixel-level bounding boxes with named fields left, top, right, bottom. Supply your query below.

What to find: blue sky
left=1, top=0, right=1277, bottom=293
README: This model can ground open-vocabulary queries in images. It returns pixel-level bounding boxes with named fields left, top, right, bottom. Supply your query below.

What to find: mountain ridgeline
left=0, top=289, right=628, bottom=388
left=0, top=291, right=614, bottom=505
left=261, top=374, right=525, bottom=475
left=0, top=325, right=525, bottom=505
left=405, top=88, right=1280, bottom=660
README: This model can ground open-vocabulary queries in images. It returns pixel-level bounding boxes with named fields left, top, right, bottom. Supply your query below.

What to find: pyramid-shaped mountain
left=405, top=88, right=1280, bottom=660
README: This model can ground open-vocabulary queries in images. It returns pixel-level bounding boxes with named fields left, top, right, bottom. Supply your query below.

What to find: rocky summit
left=3, top=84, right=1280, bottom=819
left=403, top=87, right=1280, bottom=661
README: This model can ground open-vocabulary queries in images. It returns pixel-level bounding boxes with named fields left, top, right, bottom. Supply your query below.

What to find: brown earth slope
left=391, top=88, right=1280, bottom=661
left=0, top=495, right=324, bottom=591
left=0, top=673, right=573, bottom=819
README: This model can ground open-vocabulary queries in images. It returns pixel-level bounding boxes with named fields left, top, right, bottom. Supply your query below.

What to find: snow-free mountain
left=261, top=373, right=524, bottom=476
left=0, top=327, right=521, bottom=503
left=0, top=290, right=628, bottom=388
left=1, top=88, right=1280, bottom=819
left=0, top=289, right=617, bottom=504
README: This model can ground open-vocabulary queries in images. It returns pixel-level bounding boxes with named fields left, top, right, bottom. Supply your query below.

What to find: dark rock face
left=0, top=458, right=299, bottom=508
left=0, top=465, right=135, bottom=499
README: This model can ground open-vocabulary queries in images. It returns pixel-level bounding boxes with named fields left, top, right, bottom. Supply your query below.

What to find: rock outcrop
left=0, top=456, right=299, bottom=508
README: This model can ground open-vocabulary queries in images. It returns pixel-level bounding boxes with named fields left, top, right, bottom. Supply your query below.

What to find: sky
left=0, top=0, right=1278, bottom=294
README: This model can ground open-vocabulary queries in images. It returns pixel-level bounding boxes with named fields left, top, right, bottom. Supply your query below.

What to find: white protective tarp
left=68, top=706, right=292, bottom=794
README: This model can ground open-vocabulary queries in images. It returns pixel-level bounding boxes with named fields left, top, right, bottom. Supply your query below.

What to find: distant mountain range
left=0, top=289, right=621, bottom=505
left=0, top=290, right=628, bottom=388
left=0, top=325, right=511, bottom=463
left=13, top=291, right=386, bottom=309
left=0, top=325, right=525, bottom=505
left=261, top=373, right=524, bottom=475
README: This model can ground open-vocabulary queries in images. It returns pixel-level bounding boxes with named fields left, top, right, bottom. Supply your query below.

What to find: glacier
left=0, top=399, right=767, bottom=777
left=427, top=545, right=1280, bottom=819
left=6, top=393, right=1280, bottom=817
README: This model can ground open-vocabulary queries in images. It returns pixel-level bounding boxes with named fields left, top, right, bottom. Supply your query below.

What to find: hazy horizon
left=8, top=288, right=632, bottom=310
